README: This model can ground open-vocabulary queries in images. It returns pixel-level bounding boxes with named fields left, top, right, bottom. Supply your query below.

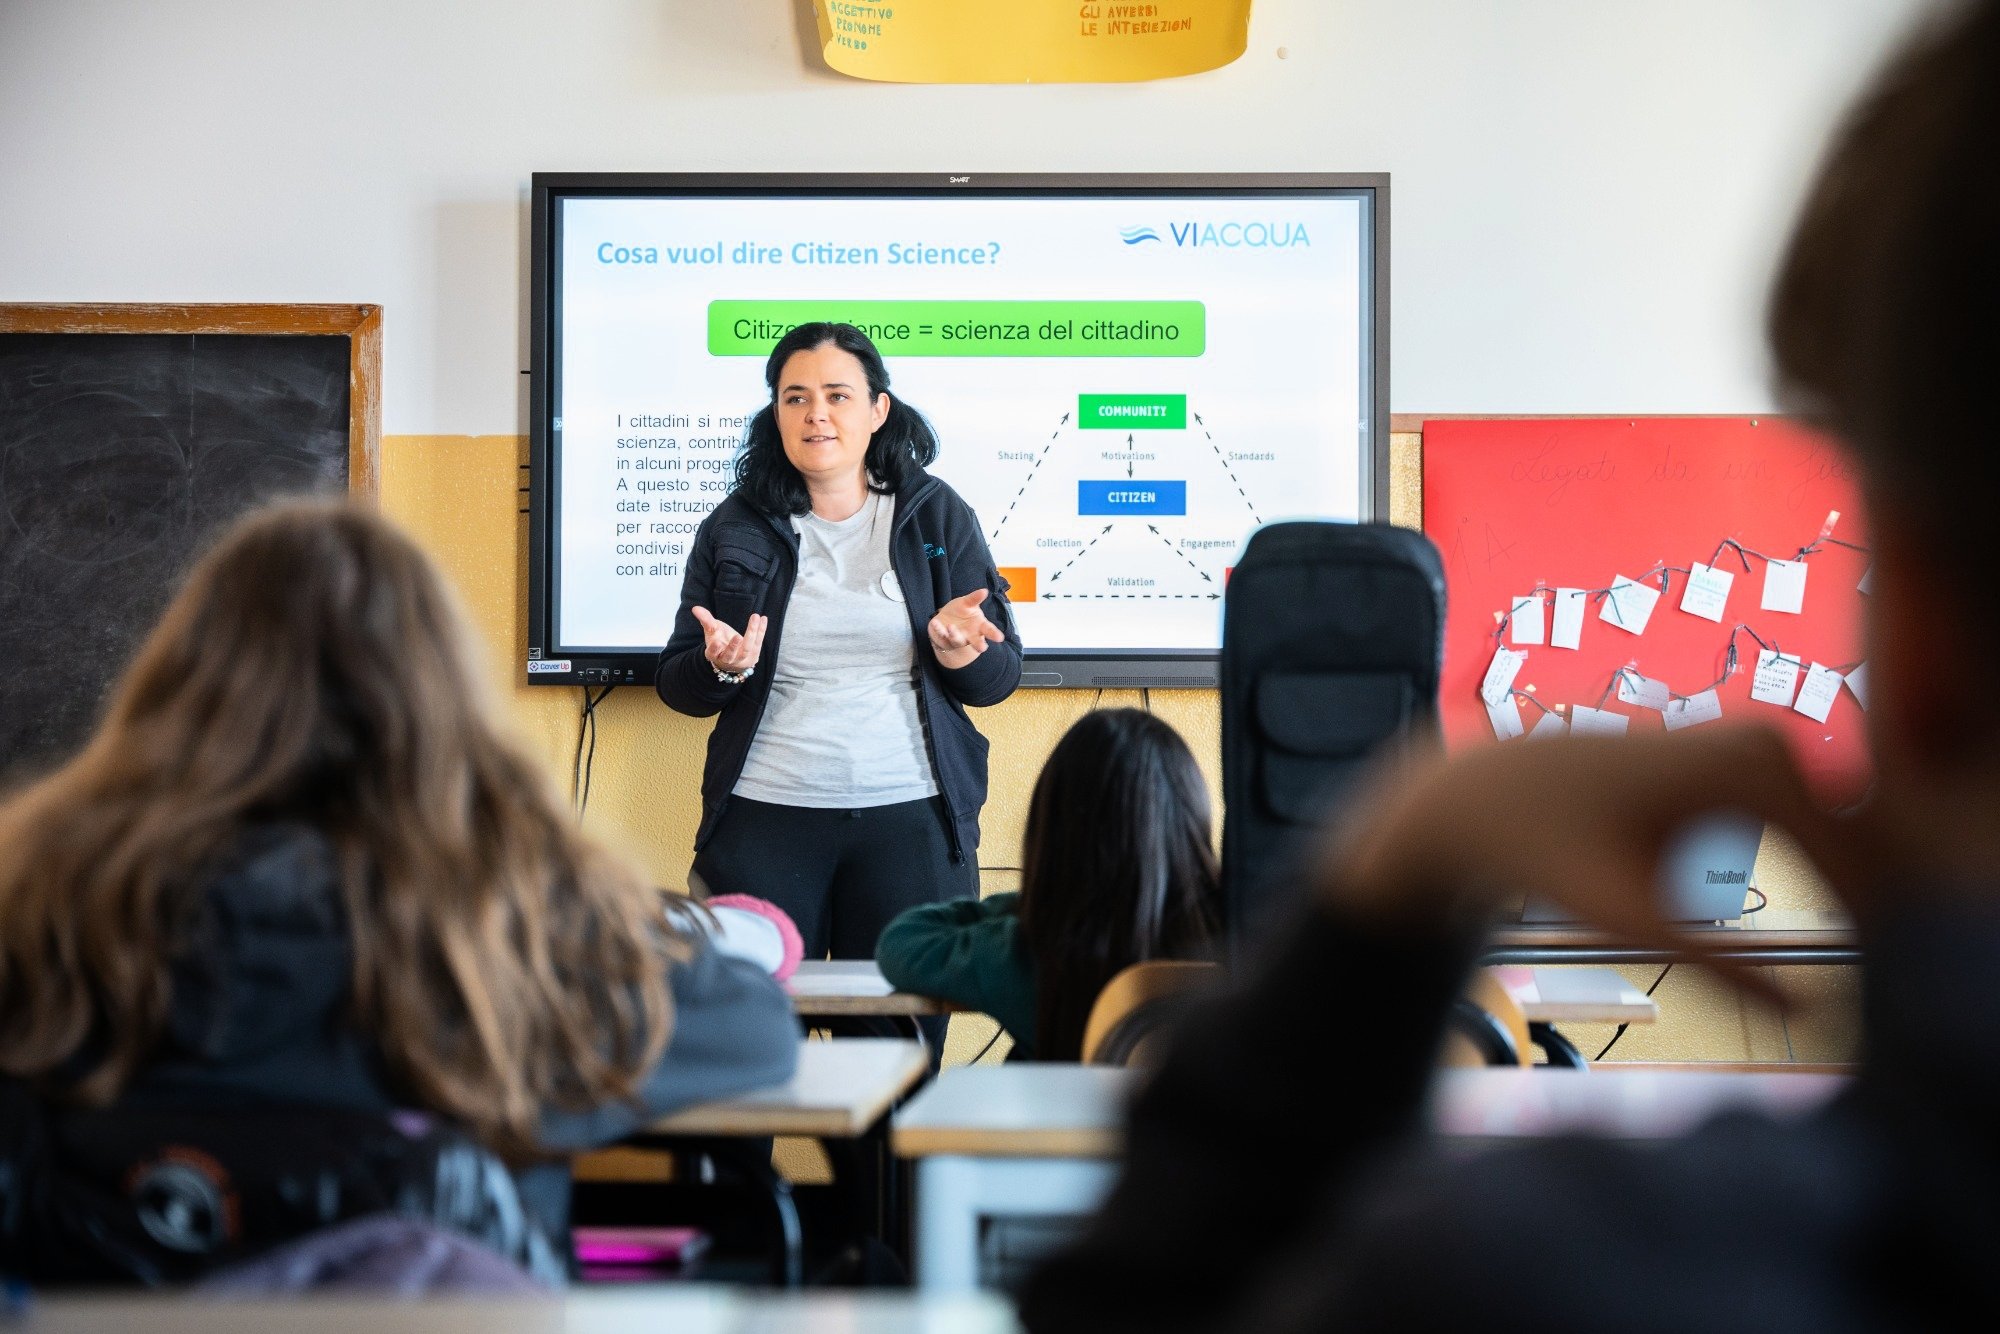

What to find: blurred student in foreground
left=1021, top=2, right=2000, bottom=1329
left=0, top=501, right=797, bottom=1278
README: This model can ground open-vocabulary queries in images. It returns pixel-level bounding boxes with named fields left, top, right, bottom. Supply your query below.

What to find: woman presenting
left=656, top=322, right=1021, bottom=965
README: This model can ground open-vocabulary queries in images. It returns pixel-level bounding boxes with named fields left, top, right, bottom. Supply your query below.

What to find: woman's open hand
left=692, top=606, right=767, bottom=676
left=928, top=588, right=1005, bottom=670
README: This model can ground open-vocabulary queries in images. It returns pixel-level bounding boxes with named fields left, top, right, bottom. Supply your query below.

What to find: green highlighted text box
left=1078, top=394, right=1186, bottom=429
left=707, top=300, right=1204, bottom=358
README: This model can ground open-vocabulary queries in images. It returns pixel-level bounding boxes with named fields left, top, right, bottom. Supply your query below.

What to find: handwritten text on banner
left=812, top=0, right=1253, bottom=83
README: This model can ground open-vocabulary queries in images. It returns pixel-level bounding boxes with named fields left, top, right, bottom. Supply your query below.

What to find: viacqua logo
left=1166, top=221, right=1311, bottom=249
left=1118, top=226, right=1161, bottom=245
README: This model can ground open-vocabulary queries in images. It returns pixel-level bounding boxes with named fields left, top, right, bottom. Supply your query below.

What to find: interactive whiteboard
left=528, top=174, right=1387, bottom=687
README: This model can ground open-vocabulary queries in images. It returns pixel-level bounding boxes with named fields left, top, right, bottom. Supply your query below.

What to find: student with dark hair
left=877, top=709, right=1222, bottom=1061
left=0, top=500, right=797, bottom=1278
left=1020, top=2, right=2000, bottom=1329
left=657, top=322, right=1021, bottom=976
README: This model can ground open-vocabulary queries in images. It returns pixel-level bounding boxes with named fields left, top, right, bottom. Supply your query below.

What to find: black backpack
left=0, top=1084, right=562, bottom=1288
left=1220, top=522, right=1446, bottom=936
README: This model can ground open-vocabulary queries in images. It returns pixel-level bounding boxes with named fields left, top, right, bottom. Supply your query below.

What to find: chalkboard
left=0, top=304, right=381, bottom=785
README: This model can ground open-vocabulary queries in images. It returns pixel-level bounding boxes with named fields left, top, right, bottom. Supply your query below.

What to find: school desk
left=1496, top=967, right=1659, bottom=1026
left=627, top=1037, right=929, bottom=1286
left=23, top=1289, right=1017, bottom=1334
left=892, top=1063, right=1847, bottom=1291
left=1494, top=965, right=1660, bottom=1067
left=785, top=960, right=1652, bottom=1024
left=1488, top=909, right=1856, bottom=966
left=646, top=1037, right=928, bottom=1139
left=892, top=1065, right=1123, bottom=1291
left=786, top=959, right=962, bottom=1051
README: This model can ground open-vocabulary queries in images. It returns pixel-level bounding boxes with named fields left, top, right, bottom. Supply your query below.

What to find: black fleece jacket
left=655, top=471, right=1022, bottom=863
left=114, top=823, right=799, bottom=1238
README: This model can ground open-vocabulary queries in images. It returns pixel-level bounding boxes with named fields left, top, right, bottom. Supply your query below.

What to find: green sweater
left=876, top=892, right=1042, bottom=1059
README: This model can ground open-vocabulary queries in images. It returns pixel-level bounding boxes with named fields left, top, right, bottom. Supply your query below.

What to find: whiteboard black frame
left=527, top=172, right=1389, bottom=689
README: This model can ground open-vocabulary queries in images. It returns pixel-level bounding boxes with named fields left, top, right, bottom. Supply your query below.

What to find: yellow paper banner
left=813, top=0, right=1252, bottom=84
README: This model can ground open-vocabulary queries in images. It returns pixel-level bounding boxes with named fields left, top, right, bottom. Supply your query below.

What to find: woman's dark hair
left=731, top=322, right=940, bottom=516
left=1768, top=0, right=2000, bottom=609
left=1015, top=709, right=1222, bottom=1061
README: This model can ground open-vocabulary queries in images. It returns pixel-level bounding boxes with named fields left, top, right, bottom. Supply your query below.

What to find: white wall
left=0, top=0, right=1928, bottom=434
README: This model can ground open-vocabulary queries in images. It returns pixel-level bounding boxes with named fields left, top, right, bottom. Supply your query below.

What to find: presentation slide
left=552, top=192, right=1370, bottom=657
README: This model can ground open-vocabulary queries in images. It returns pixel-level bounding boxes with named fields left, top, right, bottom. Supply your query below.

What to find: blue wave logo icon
left=1119, top=226, right=1161, bottom=245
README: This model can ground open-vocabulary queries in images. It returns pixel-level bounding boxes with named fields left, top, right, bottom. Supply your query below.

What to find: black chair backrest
left=1221, top=522, right=1446, bottom=938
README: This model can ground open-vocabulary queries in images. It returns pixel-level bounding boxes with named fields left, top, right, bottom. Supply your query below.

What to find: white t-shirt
left=733, top=490, right=938, bottom=807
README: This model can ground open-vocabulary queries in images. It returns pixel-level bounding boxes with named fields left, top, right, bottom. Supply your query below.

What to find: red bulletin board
left=1421, top=418, right=1871, bottom=787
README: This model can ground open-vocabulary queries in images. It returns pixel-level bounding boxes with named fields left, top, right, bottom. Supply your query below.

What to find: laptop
left=1520, top=811, right=1762, bottom=924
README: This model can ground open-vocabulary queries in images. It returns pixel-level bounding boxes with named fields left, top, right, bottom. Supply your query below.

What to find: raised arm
left=930, top=507, right=1021, bottom=707
left=656, top=516, right=760, bottom=717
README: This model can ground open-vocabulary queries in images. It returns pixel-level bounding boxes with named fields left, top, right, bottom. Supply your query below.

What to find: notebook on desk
left=1520, top=812, right=1762, bottom=924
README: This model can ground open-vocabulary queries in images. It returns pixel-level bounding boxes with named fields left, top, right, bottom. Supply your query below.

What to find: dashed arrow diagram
left=1191, top=409, right=1263, bottom=523
left=990, top=410, right=1071, bottom=541
left=1147, top=524, right=1212, bottom=582
left=1046, top=524, right=1114, bottom=583
left=1042, top=592, right=1222, bottom=601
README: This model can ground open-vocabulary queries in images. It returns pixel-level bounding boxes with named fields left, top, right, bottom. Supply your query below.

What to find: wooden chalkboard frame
left=0, top=303, right=382, bottom=492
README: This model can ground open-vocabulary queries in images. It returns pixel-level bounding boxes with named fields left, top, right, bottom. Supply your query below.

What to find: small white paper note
left=1486, top=695, right=1525, bottom=740
left=1762, top=559, right=1808, bottom=614
left=1845, top=662, right=1869, bottom=710
left=1858, top=565, right=1873, bottom=596
left=1615, top=671, right=1673, bottom=712
left=1750, top=649, right=1802, bottom=706
left=1480, top=647, right=1526, bottom=707
left=1793, top=662, right=1843, bottom=724
left=1551, top=588, right=1587, bottom=650
left=1680, top=563, right=1734, bottom=623
left=1528, top=711, right=1568, bottom=739
left=1663, top=689, right=1724, bottom=731
left=1569, top=705, right=1631, bottom=737
left=1510, top=594, right=1546, bottom=646
left=1599, top=576, right=1661, bottom=635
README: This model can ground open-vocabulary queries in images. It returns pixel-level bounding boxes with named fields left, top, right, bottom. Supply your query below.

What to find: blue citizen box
left=1077, top=480, right=1188, bottom=516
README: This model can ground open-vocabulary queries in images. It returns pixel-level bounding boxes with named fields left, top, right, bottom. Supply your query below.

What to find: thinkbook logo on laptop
left=1706, top=870, right=1748, bottom=884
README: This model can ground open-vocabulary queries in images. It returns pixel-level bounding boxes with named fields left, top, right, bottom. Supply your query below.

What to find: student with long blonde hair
left=0, top=500, right=796, bottom=1260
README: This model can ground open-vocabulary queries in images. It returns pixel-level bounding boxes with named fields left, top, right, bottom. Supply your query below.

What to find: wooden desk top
left=646, top=1038, right=929, bottom=1139
left=1496, top=909, right=1853, bottom=951
left=1494, top=966, right=1659, bottom=1024
left=894, top=1063, right=1848, bottom=1161
left=787, top=960, right=961, bottom=1017
left=23, top=1290, right=1018, bottom=1333
left=1431, top=1066, right=1845, bottom=1139
left=893, top=1064, right=1129, bottom=1160
left=1489, top=910, right=1857, bottom=965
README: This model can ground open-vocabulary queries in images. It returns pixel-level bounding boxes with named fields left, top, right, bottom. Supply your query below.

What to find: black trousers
left=694, top=794, right=969, bottom=1273
left=693, top=794, right=975, bottom=961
